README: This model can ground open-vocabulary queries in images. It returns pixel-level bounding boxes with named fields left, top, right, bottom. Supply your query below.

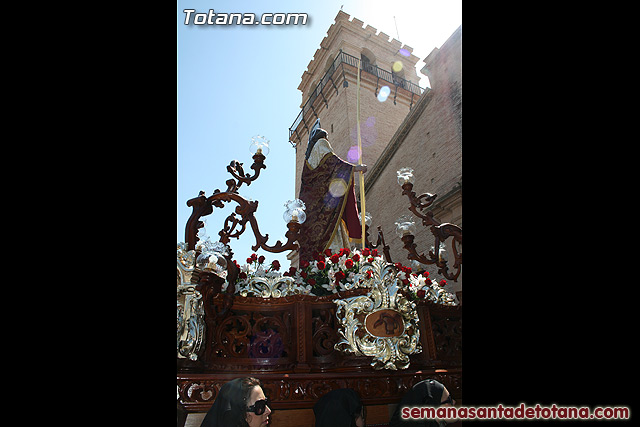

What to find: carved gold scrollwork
left=236, top=276, right=302, bottom=298
left=334, top=259, right=421, bottom=370
left=177, top=243, right=205, bottom=361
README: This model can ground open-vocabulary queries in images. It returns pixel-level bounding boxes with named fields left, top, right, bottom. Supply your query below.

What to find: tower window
left=360, top=49, right=376, bottom=74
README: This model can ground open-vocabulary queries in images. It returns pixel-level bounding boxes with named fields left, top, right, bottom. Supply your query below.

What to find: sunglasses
left=247, top=399, right=269, bottom=415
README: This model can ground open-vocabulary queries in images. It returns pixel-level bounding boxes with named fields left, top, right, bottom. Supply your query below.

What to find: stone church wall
left=364, top=26, right=462, bottom=293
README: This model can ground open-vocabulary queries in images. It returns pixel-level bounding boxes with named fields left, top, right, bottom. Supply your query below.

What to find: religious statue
left=297, top=120, right=367, bottom=266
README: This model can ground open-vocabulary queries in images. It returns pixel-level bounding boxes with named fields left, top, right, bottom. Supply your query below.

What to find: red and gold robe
left=298, top=138, right=362, bottom=266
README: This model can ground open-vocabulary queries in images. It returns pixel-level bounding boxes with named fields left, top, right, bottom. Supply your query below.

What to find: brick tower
left=288, top=10, right=425, bottom=199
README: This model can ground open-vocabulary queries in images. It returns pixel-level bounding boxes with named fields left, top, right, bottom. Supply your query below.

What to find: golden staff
left=356, top=58, right=366, bottom=250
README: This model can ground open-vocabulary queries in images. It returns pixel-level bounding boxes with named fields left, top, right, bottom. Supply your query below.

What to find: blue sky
left=177, top=0, right=461, bottom=267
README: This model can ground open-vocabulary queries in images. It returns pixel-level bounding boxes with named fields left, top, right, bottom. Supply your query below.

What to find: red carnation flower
left=439, top=279, right=447, bottom=286
left=335, top=271, right=346, bottom=282
left=324, top=249, right=333, bottom=257
left=330, top=254, right=340, bottom=264
left=246, top=257, right=253, bottom=264
left=345, top=259, right=354, bottom=269
left=422, top=271, right=429, bottom=278
left=362, top=248, right=371, bottom=257
left=300, top=271, right=308, bottom=279
left=250, top=253, right=258, bottom=261
left=271, top=260, right=281, bottom=271
left=368, top=257, right=374, bottom=263
left=258, top=255, right=265, bottom=264
left=352, top=253, right=360, bottom=262
left=300, top=260, right=310, bottom=269
left=288, top=266, right=297, bottom=275
left=371, top=249, right=379, bottom=257
left=239, top=272, right=247, bottom=280
left=417, top=289, right=426, bottom=299
left=317, top=261, right=326, bottom=270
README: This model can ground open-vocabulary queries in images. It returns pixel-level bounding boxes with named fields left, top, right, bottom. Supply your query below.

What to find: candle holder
left=183, top=138, right=305, bottom=317
left=396, top=168, right=462, bottom=281
left=283, top=199, right=307, bottom=224
left=395, top=214, right=417, bottom=237
left=220, top=136, right=268, bottom=192
left=250, top=135, right=270, bottom=156
left=185, top=138, right=300, bottom=253
left=360, top=211, right=393, bottom=263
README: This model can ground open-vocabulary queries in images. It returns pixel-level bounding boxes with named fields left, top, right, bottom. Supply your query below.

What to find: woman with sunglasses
left=200, top=377, right=271, bottom=427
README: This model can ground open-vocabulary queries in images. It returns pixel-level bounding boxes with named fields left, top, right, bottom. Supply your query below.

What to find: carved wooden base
left=177, top=368, right=461, bottom=413
left=178, top=290, right=461, bottom=414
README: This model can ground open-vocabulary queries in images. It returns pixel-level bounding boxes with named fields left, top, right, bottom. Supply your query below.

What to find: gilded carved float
left=176, top=138, right=462, bottom=414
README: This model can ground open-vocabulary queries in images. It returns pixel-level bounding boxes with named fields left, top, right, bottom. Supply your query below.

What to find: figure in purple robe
left=297, top=122, right=367, bottom=266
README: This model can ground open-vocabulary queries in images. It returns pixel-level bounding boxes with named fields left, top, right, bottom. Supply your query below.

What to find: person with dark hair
left=314, top=388, right=366, bottom=427
left=200, top=377, right=271, bottom=427
left=389, top=379, right=456, bottom=427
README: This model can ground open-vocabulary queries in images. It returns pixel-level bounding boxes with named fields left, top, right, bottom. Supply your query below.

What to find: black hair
left=314, top=388, right=364, bottom=427
left=200, top=377, right=263, bottom=427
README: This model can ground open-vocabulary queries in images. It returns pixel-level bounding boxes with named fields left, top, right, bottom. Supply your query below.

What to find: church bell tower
left=288, top=10, right=425, bottom=198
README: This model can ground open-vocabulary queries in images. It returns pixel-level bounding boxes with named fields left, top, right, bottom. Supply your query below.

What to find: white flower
left=322, top=281, right=336, bottom=292
left=293, top=274, right=305, bottom=286
left=300, top=284, right=312, bottom=294
left=338, top=254, right=349, bottom=270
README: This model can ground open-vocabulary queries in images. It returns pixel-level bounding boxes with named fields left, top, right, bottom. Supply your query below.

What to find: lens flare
left=398, top=48, right=410, bottom=57
left=392, top=61, right=403, bottom=73
left=377, top=85, right=391, bottom=102
left=350, top=121, right=377, bottom=148
left=365, top=116, right=376, bottom=127
left=347, top=145, right=362, bottom=163
left=328, top=178, right=348, bottom=197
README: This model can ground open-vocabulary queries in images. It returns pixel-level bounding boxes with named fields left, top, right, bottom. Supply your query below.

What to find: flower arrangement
left=400, top=265, right=458, bottom=305
left=229, top=247, right=379, bottom=296
left=293, top=247, right=378, bottom=296
left=229, top=247, right=458, bottom=305
left=239, top=253, right=281, bottom=279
